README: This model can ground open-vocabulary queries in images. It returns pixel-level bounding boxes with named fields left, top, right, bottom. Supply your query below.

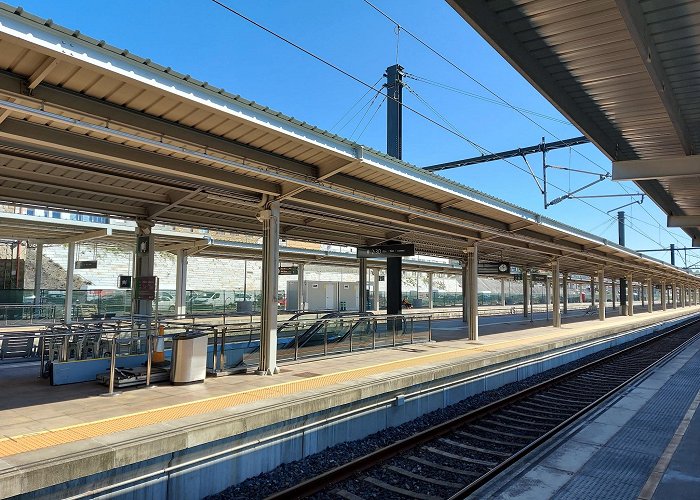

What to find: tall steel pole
left=385, top=64, right=404, bottom=318
left=618, top=211, right=627, bottom=314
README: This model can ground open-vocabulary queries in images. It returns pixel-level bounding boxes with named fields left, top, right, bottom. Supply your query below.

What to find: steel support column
left=562, top=272, right=568, bottom=315
left=522, top=266, right=529, bottom=317
left=461, top=261, right=468, bottom=323
left=387, top=256, right=401, bottom=315
left=552, top=261, right=561, bottom=328
left=428, top=272, right=434, bottom=309
left=647, top=280, right=653, bottom=313
left=64, top=242, right=75, bottom=324
left=175, top=249, right=187, bottom=316
left=257, top=201, right=280, bottom=375
left=467, top=245, right=478, bottom=340
left=612, top=280, right=616, bottom=309
left=297, top=263, right=305, bottom=312
left=598, top=269, right=606, bottom=321
left=662, top=281, right=667, bottom=311
left=359, top=259, right=367, bottom=313
left=33, top=243, right=43, bottom=307
left=500, top=279, right=505, bottom=307
left=590, top=276, right=595, bottom=305
left=373, top=269, right=380, bottom=311
left=134, top=220, right=155, bottom=318
left=627, top=274, right=634, bottom=316
left=672, top=283, right=677, bottom=309
left=681, top=284, right=686, bottom=307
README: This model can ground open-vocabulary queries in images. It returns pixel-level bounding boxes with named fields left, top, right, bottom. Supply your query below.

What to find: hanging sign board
left=357, top=243, right=415, bottom=258
left=118, top=275, right=132, bottom=289
left=278, top=266, right=299, bottom=275
left=477, top=262, right=511, bottom=276
left=531, top=274, right=548, bottom=283
left=75, top=260, right=97, bottom=269
left=134, top=276, right=157, bottom=300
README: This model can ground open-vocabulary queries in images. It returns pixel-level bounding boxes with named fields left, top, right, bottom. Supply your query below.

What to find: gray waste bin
left=170, top=331, right=208, bottom=385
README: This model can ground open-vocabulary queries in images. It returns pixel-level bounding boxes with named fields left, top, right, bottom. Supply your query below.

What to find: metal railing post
left=294, top=323, right=299, bottom=360
left=410, top=317, right=414, bottom=344
left=373, top=319, right=377, bottom=349
left=101, top=337, right=121, bottom=397
left=145, top=333, right=153, bottom=387
left=323, top=322, right=328, bottom=356
left=392, top=317, right=396, bottom=347
left=212, top=329, right=219, bottom=372
left=428, top=316, right=432, bottom=342
left=38, top=334, right=46, bottom=378
left=349, top=321, right=354, bottom=353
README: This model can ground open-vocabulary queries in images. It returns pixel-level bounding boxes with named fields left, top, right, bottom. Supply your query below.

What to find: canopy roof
left=449, top=0, right=700, bottom=244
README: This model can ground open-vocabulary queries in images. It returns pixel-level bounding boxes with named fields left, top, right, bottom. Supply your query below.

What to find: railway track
left=267, top=319, right=700, bottom=500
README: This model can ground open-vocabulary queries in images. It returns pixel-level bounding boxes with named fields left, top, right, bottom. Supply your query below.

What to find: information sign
left=357, top=243, right=415, bottom=258
left=531, top=274, right=548, bottom=283
left=118, top=275, right=132, bottom=289
left=477, top=262, right=511, bottom=276
left=134, top=276, right=157, bottom=300
left=278, top=266, right=299, bottom=276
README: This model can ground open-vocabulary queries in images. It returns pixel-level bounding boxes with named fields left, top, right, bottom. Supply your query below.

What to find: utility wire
left=364, top=0, right=694, bottom=257
left=210, top=0, right=681, bottom=257
left=405, top=73, right=572, bottom=125
left=330, top=76, right=383, bottom=132
left=209, top=0, right=485, bottom=152
left=350, top=89, right=384, bottom=139
left=362, top=0, right=601, bottom=169
left=357, top=95, right=387, bottom=141
left=403, top=82, right=483, bottom=155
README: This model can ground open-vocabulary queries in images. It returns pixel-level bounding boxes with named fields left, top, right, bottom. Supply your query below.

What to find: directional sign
left=75, top=260, right=97, bottom=269
left=278, top=266, right=299, bottom=276
left=357, top=243, right=415, bottom=258
left=477, top=262, right=511, bottom=276
left=531, top=274, right=548, bottom=283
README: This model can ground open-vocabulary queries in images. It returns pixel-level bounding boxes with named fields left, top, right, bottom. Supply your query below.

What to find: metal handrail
left=0, top=304, right=58, bottom=325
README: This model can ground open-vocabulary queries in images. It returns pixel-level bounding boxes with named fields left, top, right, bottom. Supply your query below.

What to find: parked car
left=157, top=291, right=176, bottom=313
left=190, top=291, right=233, bottom=312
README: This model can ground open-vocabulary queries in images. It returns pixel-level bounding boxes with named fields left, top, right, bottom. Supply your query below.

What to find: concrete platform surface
left=0, top=306, right=698, bottom=497
left=473, top=321, right=700, bottom=500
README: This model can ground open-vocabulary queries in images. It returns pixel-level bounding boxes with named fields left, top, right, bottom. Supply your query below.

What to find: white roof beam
left=612, top=155, right=700, bottom=181
left=37, top=228, right=112, bottom=245
left=26, top=57, right=58, bottom=91
left=148, top=187, right=203, bottom=219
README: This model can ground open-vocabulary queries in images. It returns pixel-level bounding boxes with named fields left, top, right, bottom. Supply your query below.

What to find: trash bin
left=170, top=331, right=208, bottom=385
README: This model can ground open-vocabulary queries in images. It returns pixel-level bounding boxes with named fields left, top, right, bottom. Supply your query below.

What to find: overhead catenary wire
left=363, top=0, right=697, bottom=260
left=356, top=95, right=387, bottom=141
left=210, top=0, right=687, bottom=261
left=405, top=73, right=573, bottom=125
left=330, top=76, right=383, bottom=132
left=349, top=90, right=384, bottom=140
left=209, top=0, right=485, bottom=153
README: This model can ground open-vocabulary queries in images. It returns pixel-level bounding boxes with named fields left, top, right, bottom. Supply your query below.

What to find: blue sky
left=12, top=0, right=699, bottom=268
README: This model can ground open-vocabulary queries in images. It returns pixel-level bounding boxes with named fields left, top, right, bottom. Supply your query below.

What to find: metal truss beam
left=424, top=136, right=589, bottom=172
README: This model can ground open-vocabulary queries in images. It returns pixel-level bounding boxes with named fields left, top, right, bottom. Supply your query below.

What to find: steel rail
left=265, top=315, right=700, bottom=499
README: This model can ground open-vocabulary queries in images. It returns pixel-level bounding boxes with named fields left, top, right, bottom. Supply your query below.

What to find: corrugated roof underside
left=493, top=0, right=685, bottom=160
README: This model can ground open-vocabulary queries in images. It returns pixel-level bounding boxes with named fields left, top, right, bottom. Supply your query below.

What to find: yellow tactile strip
left=0, top=320, right=651, bottom=459
left=0, top=345, right=485, bottom=458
